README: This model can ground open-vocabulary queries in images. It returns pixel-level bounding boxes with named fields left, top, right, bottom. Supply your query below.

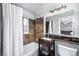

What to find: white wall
left=75, top=12, right=79, bottom=37
left=23, top=9, right=34, bottom=19
left=23, top=9, right=40, bottom=19
left=73, top=4, right=79, bottom=37
left=51, top=16, right=60, bottom=34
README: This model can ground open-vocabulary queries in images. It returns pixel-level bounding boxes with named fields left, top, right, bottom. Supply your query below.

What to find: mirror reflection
left=45, top=10, right=78, bottom=37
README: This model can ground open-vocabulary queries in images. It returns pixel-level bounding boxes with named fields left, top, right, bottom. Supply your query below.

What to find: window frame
left=23, top=17, right=29, bottom=34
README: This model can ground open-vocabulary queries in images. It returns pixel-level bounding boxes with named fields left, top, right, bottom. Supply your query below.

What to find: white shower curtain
left=2, top=3, right=23, bottom=56
left=49, top=21, right=52, bottom=34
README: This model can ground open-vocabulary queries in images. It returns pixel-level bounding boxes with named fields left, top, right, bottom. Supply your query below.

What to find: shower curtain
left=2, top=3, right=23, bottom=56
left=49, top=20, right=53, bottom=34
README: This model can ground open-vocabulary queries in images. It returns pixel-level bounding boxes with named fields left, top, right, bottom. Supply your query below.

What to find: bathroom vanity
left=38, top=38, right=55, bottom=56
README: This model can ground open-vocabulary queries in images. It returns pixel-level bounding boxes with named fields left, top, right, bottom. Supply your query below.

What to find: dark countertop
left=45, top=34, right=79, bottom=42
left=44, top=33, right=79, bottom=45
left=55, top=39, right=79, bottom=46
left=42, top=37, right=79, bottom=45
left=46, top=34, right=79, bottom=39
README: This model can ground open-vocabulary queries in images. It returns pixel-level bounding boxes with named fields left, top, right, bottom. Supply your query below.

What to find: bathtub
left=23, top=42, right=38, bottom=56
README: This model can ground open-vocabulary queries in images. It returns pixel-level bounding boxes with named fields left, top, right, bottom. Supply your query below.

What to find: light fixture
left=49, top=5, right=66, bottom=13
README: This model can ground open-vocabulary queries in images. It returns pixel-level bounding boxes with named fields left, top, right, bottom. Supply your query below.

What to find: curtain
left=0, top=4, right=2, bottom=56
left=49, top=21, right=53, bottom=34
left=2, top=3, right=23, bottom=56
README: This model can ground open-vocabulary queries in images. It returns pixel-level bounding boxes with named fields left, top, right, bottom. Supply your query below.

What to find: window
left=23, top=17, right=29, bottom=34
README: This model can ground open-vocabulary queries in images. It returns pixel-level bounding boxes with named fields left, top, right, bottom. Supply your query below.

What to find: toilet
left=58, top=44, right=77, bottom=56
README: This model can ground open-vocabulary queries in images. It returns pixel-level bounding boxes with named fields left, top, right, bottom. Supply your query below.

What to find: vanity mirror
left=44, top=9, right=79, bottom=37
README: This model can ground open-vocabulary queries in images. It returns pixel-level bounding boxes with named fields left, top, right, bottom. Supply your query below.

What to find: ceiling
left=14, top=3, right=79, bottom=17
